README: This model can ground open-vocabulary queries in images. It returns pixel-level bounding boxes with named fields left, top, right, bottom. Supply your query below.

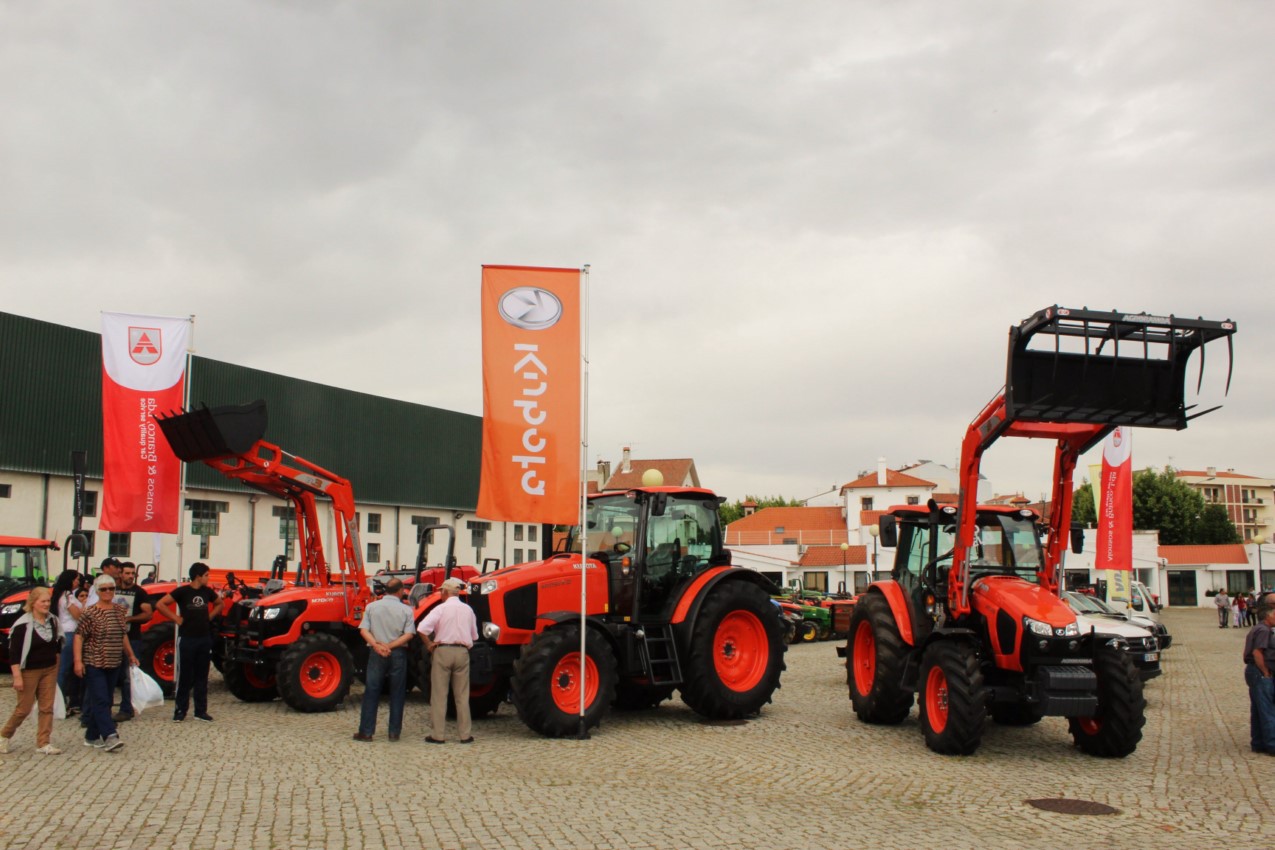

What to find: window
left=906, top=496, right=920, bottom=505
left=1226, top=570, right=1254, bottom=594
left=514, top=525, right=524, bottom=542
left=186, top=499, right=228, bottom=537
left=367, top=542, right=381, bottom=564
left=514, top=549, right=524, bottom=564
left=107, top=532, right=131, bottom=559
left=0, top=484, right=11, bottom=498
left=412, top=516, right=442, bottom=542
left=468, top=520, right=491, bottom=549
left=774, top=526, right=785, bottom=534
left=803, top=571, right=828, bottom=593
left=861, top=497, right=874, bottom=511
left=82, top=490, right=99, bottom=518
left=528, top=525, right=538, bottom=543
left=1203, top=487, right=1222, bottom=503
left=367, top=513, right=381, bottom=534
left=200, top=536, right=211, bottom=559
left=272, top=506, right=298, bottom=558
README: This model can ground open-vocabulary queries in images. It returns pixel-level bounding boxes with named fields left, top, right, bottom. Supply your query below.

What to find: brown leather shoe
left=425, top=736, right=445, bottom=744
left=388, top=733, right=400, bottom=742
left=352, top=733, right=373, bottom=742
left=459, top=737, right=475, bottom=744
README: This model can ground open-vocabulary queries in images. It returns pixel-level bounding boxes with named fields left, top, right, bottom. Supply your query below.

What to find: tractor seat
left=409, top=582, right=434, bottom=606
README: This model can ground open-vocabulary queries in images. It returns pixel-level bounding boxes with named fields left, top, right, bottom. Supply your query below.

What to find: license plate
left=1144, top=652, right=1159, bottom=663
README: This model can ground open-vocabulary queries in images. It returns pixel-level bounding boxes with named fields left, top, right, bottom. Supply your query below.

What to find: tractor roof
left=0, top=536, right=57, bottom=548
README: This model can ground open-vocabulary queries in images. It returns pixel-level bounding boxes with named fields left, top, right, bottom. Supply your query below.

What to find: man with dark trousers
left=155, top=563, right=227, bottom=722
left=112, top=562, right=151, bottom=722
left=352, top=578, right=416, bottom=742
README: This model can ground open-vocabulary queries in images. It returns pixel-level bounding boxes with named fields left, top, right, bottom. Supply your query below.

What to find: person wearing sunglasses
left=73, top=575, right=138, bottom=752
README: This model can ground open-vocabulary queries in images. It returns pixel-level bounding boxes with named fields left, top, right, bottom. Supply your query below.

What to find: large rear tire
left=918, top=641, right=986, bottom=755
left=799, top=621, right=818, bottom=642
left=512, top=625, right=617, bottom=737
left=1068, top=643, right=1146, bottom=757
left=276, top=633, right=354, bottom=713
left=222, top=661, right=278, bottom=703
left=847, top=592, right=914, bottom=724
left=138, top=624, right=177, bottom=697
left=679, top=581, right=786, bottom=720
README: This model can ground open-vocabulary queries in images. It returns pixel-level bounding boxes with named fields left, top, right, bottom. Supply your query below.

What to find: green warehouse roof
left=0, top=311, right=481, bottom=509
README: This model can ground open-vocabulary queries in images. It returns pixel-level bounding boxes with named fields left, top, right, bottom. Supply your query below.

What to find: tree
left=1071, top=467, right=1241, bottom=545
left=718, top=495, right=803, bottom=526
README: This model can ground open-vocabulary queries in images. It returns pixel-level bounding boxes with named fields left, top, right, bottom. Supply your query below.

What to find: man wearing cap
left=417, top=577, right=478, bottom=744
left=352, top=578, right=415, bottom=742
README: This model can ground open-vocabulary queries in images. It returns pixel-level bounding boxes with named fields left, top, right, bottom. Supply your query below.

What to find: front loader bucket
left=1006, top=307, right=1236, bottom=430
left=155, top=400, right=268, bottom=462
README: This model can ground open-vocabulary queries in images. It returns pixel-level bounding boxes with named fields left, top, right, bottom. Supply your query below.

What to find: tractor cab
left=559, top=488, right=729, bottom=623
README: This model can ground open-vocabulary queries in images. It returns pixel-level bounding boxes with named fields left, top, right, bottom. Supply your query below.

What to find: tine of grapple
left=1197, top=331, right=1206, bottom=394
left=1185, top=404, right=1223, bottom=422
left=1225, top=334, right=1234, bottom=395
left=1082, top=319, right=1091, bottom=383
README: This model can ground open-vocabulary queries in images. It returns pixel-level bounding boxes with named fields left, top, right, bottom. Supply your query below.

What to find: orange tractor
left=157, top=400, right=374, bottom=712
left=848, top=307, right=1235, bottom=756
left=411, top=486, right=788, bottom=737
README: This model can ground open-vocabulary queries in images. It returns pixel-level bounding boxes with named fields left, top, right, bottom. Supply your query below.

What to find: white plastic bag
left=129, top=667, right=164, bottom=714
left=53, top=684, right=67, bottom=720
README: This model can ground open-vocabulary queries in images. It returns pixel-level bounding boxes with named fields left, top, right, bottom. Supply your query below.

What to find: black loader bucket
left=155, top=400, right=269, bottom=462
left=1006, top=307, right=1235, bottom=430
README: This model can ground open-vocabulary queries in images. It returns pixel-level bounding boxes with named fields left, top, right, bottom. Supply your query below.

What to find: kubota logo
left=498, top=288, right=563, bottom=330
left=128, top=327, right=163, bottom=365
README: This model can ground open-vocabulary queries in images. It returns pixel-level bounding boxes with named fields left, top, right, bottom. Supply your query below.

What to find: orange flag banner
left=478, top=266, right=582, bottom=524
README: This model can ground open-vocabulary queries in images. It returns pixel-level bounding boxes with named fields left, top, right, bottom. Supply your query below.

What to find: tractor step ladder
left=640, top=625, right=683, bottom=686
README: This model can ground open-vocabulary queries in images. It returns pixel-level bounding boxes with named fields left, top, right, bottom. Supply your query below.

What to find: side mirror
left=878, top=515, right=897, bottom=549
left=1069, top=522, right=1085, bottom=555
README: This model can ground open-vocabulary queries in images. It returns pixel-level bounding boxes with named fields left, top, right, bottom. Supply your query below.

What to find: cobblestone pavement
left=1, top=608, right=1270, bottom=850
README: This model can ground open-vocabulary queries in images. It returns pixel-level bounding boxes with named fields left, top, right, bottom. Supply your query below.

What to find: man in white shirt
left=417, top=577, right=478, bottom=744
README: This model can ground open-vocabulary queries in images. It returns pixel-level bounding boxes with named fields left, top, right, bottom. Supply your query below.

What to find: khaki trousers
left=1, top=663, right=58, bottom=747
left=429, top=645, right=471, bottom=740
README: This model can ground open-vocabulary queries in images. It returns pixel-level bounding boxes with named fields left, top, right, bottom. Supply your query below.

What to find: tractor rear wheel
left=847, top=592, right=914, bottom=724
left=138, top=624, right=177, bottom=697
left=222, top=661, right=278, bottom=702
left=417, top=645, right=507, bottom=718
left=679, top=581, right=786, bottom=720
left=918, top=641, right=986, bottom=755
left=1068, top=643, right=1146, bottom=757
left=512, top=625, right=617, bottom=737
left=612, top=680, right=675, bottom=711
left=799, top=621, right=819, bottom=642
left=276, top=633, right=354, bottom=713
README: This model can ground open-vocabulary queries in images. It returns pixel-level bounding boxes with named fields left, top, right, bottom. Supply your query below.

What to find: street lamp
left=840, top=542, right=849, bottom=595
left=868, top=524, right=880, bottom=584
left=1254, top=535, right=1267, bottom=592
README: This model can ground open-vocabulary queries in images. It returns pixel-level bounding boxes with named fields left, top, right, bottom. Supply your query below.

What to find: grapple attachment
left=1006, top=307, right=1236, bottom=430
left=155, top=400, right=269, bottom=462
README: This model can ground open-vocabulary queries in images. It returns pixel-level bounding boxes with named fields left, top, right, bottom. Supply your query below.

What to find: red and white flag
left=100, top=312, right=191, bottom=533
left=478, top=266, right=581, bottom=524
left=1095, top=427, right=1134, bottom=604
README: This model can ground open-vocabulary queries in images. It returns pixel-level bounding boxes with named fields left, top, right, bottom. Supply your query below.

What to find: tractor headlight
left=481, top=621, right=501, bottom=641
left=0, top=603, right=21, bottom=616
left=260, top=606, right=283, bottom=620
left=1059, top=622, right=1080, bottom=637
left=1023, top=616, right=1053, bottom=637
left=481, top=579, right=498, bottom=595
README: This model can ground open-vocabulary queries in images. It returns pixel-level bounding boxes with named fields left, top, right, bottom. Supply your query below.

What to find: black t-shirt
left=168, top=585, right=219, bottom=637
left=115, top=584, right=151, bottom=641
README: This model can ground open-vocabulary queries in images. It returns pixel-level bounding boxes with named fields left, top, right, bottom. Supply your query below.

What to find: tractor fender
left=670, top=567, right=773, bottom=628
left=867, top=581, right=916, bottom=646
left=901, top=627, right=981, bottom=692
left=529, top=611, right=623, bottom=657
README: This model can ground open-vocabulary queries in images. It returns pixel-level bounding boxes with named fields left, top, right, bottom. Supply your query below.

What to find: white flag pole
left=174, top=315, right=195, bottom=583
left=577, top=264, right=591, bottom=739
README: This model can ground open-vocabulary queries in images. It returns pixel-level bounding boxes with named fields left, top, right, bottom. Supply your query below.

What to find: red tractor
left=411, top=486, right=788, bottom=737
left=157, top=400, right=374, bottom=712
left=0, top=536, right=59, bottom=666
left=848, top=307, right=1236, bottom=757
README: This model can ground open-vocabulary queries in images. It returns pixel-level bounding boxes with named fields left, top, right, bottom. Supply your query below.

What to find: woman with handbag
left=1, top=586, right=64, bottom=755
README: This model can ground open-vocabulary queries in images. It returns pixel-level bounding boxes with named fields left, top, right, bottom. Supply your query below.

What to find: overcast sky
left=3, top=1, right=1271, bottom=505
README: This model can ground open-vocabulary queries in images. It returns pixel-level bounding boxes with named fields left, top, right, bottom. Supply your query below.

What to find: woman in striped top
left=73, top=574, right=138, bottom=752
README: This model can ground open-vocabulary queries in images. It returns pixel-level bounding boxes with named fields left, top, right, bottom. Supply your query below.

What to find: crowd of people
left=1213, top=588, right=1268, bottom=629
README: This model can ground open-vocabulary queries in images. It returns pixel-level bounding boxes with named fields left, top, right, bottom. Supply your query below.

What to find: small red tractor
left=0, top=536, right=59, bottom=666
left=411, top=486, right=788, bottom=737
left=848, top=307, right=1235, bottom=757
left=157, top=400, right=374, bottom=712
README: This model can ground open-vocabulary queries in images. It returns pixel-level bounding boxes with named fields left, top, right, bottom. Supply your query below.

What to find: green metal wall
left=0, top=311, right=481, bottom=508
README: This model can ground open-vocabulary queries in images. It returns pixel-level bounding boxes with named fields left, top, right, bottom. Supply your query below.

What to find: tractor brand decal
left=478, top=266, right=582, bottom=525
left=1121, top=313, right=1171, bottom=325
left=100, top=312, right=191, bottom=534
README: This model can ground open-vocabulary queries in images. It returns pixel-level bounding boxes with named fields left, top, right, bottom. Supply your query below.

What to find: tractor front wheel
left=223, top=661, right=278, bottom=703
left=1068, top=643, right=1146, bottom=757
left=276, top=633, right=354, bottom=713
left=918, top=641, right=986, bottom=755
left=679, top=581, right=786, bottom=720
left=799, top=621, right=819, bottom=642
left=512, top=625, right=617, bottom=737
left=138, top=624, right=177, bottom=697
left=847, top=592, right=913, bottom=724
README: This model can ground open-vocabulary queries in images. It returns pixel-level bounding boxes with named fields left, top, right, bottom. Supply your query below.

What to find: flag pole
left=576, top=264, right=591, bottom=740
left=174, top=315, right=195, bottom=583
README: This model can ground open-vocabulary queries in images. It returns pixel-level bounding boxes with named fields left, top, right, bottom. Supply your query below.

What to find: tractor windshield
left=0, top=544, right=48, bottom=589
left=562, top=495, right=642, bottom=555
left=966, top=514, right=1043, bottom=582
